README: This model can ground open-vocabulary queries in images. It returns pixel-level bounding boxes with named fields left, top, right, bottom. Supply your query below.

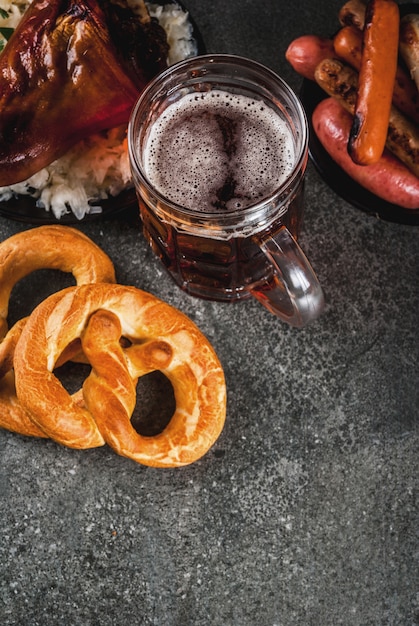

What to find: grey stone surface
left=0, top=1, right=418, bottom=625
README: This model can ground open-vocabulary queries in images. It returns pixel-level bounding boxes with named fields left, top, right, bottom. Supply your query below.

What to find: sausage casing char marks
left=333, top=24, right=419, bottom=124
left=338, top=0, right=367, bottom=29
left=348, top=0, right=400, bottom=165
left=314, top=58, right=419, bottom=179
left=399, top=14, right=419, bottom=92
left=313, top=97, right=419, bottom=209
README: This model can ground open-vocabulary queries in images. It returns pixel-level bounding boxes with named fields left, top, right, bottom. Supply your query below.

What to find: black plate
left=0, top=0, right=204, bottom=225
left=0, top=187, right=141, bottom=224
left=300, top=3, right=419, bottom=226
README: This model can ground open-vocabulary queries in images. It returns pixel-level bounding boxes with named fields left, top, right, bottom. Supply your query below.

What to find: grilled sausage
left=312, top=97, right=419, bottom=209
left=314, top=58, right=359, bottom=112
left=333, top=25, right=363, bottom=69
left=315, top=58, right=419, bottom=178
left=399, top=14, right=419, bottom=92
left=348, top=0, right=400, bottom=166
left=334, top=25, right=419, bottom=124
left=338, top=0, right=367, bottom=29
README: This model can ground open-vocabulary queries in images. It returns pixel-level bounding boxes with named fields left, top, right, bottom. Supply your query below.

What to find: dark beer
left=127, top=54, right=325, bottom=326
left=137, top=90, right=303, bottom=301
left=139, top=197, right=303, bottom=301
left=143, top=90, right=295, bottom=213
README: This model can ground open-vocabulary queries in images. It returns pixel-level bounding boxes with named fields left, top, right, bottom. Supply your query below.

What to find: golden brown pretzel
left=0, top=225, right=116, bottom=438
left=14, top=284, right=226, bottom=466
left=0, top=225, right=116, bottom=338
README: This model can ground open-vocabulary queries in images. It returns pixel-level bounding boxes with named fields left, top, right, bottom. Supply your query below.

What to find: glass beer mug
left=128, top=54, right=324, bottom=327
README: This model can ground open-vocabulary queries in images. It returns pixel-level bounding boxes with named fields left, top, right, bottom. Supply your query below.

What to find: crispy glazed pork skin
left=0, top=0, right=169, bottom=186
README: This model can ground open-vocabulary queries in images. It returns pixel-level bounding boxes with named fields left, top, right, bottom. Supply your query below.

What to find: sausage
left=314, top=58, right=360, bottom=112
left=338, top=0, right=367, bottom=29
left=386, top=106, right=419, bottom=180
left=348, top=0, right=400, bottom=166
left=334, top=25, right=419, bottom=124
left=314, top=58, right=419, bottom=178
left=312, top=97, right=419, bottom=210
left=285, top=35, right=335, bottom=81
left=399, top=14, right=419, bottom=92
left=333, top=25, right=363, bottom=69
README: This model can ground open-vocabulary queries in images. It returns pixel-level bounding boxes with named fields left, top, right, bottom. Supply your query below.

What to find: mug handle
left=249, top=225, right=325, bottom=328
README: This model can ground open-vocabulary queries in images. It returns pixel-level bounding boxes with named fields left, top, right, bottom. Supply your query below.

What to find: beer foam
left=143, top=90, right=295, bottom=212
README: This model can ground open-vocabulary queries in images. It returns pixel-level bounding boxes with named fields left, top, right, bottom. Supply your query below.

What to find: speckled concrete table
left=0, top=1, right=418, bottom=625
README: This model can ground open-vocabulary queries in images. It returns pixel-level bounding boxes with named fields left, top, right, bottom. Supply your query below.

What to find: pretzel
left=0, top=225, right=116, bottom=337
left=0, top=225, right=116, bottom=437
left=13, top=284, right=226, bottom=467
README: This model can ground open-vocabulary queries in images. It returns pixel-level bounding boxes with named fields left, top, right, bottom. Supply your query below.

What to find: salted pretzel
left=0, top=225, right=116, bottom=438
left=13, top=283, right=226, bottom=467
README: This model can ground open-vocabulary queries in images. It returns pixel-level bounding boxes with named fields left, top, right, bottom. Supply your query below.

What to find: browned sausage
left=314, top=58, right=359, bottom=112
left=312, top=97, right=419, bottom=209
left=314, top=58, right=419, bottom=178
left=333, top=25, right=419, bottom=124
left=348, top=0, right=400, bottom=166
left=338, top=0, right=367, bottom=29
left=399, top=14, right=419, bottom=92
